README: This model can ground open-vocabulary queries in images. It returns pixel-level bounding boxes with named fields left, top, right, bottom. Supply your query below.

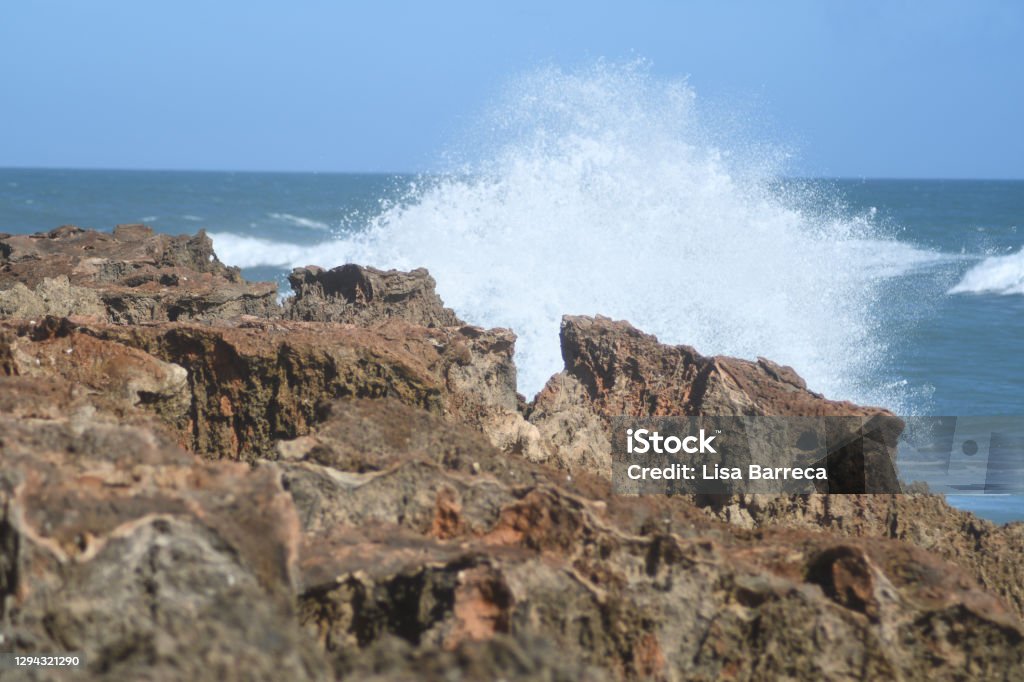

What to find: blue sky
left=3, top=1, right=1021, bottom=177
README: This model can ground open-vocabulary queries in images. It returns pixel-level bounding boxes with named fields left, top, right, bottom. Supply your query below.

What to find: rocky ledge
left=0, top=226, right=1022, bottom=681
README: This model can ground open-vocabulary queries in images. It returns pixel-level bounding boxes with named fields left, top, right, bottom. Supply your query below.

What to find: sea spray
left=213, top=62, right=938, bottom=408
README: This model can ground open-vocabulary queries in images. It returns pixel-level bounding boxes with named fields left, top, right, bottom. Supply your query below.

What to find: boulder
left=286, top=264, right=461, bottom=327
left=528, top=315, right=902, bottom=489
left=4, top=314, right=533, bottom=463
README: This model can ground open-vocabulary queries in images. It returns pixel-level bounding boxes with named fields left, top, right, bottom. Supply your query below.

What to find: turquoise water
left=2, top=168, right=1022, bottom=523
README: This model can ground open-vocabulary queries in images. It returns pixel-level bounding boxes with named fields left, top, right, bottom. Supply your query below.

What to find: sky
left=2, top=1, right=1022, bottom=178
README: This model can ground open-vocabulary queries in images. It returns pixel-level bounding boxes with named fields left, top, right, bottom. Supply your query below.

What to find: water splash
left=215, top=62, right=940, bottom=408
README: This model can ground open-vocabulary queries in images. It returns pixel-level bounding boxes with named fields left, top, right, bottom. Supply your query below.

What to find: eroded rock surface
left=286, top=264, right=462, bottom=328
left=268, top=398, right=1023, bottom=680
left=1, top=313, right=534, bottom=462
left=0, top=381, right=327, bottom=680
left=698, top=492, right=1024, bottom=624
left=0, top=225, right=279, bottom=322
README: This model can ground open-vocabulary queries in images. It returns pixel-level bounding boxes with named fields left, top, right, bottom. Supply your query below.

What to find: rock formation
left=0, top=226, right=1022, bottom=680
left=0, top=225, right=278, bottom=322
left=286, top=264, right=462, bottom=328
left=528, top=315, right=903, bottom=490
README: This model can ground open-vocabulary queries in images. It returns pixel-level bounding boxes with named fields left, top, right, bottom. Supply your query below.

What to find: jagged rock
left=266, top=398, right=1024, bottom=680
left=4, top=315, right=532, bottom=462
left=286, top=264, right=462, bottom=327
left=697, top=492, right=1024, bottom=623
left=2, top=226, right=1023, bottom=680
left=529, top=315, right=902, bottom=487
left=0, top=225, right=279, bottom=323
left=0, top=402, right=329, bottom=680
left=1, top=318, right=190, bottom=429
left=0, top=231, right=542, bottom=460
left=286, top=263, right=548, bottom=458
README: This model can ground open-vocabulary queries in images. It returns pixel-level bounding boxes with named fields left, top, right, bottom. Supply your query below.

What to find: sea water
left=2, top=64, right=1021, bottom=522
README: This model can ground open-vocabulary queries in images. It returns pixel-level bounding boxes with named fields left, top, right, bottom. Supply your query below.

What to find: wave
left=215, top=62, right=943, bottom=408
left=949, top=248, right=1024, bottom=295
left=208, top=233, right=320, bottom=269
left=268, top=212, right=331, bottom=231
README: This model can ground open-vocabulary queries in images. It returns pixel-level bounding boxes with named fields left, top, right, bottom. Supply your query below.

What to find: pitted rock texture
left=0, top=225, right=279, bottom=322
left=0, top=274, right=106, bottom=319
left=268, top=398, right=1024, bottom=681
left=0, top=319, right=191, bottom=446
left=2, top=313, right=533, bottom=463
left=697, top=492, right=1024, bottom=623
left=286, top=263, right=544, bottom=458
left=286, top=264, right=462, bottom=328
left=0, top=399, right=328, bottom=680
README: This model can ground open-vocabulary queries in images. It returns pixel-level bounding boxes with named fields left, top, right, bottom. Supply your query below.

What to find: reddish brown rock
left=1, top=318, right=190, bottom=432
left=0, top=225, right=279, bottom=323
left=528, top=315, right=901, bottom=483
left=5, top=315, right=529, bottom=462
left=285, top=263, right=547, bottom=459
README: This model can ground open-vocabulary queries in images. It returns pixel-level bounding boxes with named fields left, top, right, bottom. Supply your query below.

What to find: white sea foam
left=213, top=62, right=945, bottom=408
left=208, top=233, right=317, bottom=269
left=268, top=212, right=331, bottom=231
left=949, top=248, right=1024, bottom=295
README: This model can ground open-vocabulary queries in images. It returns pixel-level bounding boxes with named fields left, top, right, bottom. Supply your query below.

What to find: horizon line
left=1, top=164, right=1023, bottom=183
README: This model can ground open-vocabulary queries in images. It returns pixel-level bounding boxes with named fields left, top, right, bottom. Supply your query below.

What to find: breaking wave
left=949, top=248, right=1024, bottom=296
left=213, top=62, right=943, bottom=407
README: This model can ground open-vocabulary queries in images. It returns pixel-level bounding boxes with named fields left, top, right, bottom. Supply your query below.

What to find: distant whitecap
left=950, top=248, right=1024, bottom=296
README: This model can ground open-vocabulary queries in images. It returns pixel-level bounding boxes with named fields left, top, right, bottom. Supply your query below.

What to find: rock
left=697, top=492, right=1024, bottom=623
left=286, top=263, right=546, bottom=458
left=529, top=315, right=902, bottom=489
left=0, top=226, right=279, bottom=323
left=265, top=398, right=1024, bottom=680
left=0, top=275, right=106, bottom=319
left=0, top=319, right=191, bottom=442
left=286, top=264, right=461, bottom=327
left=8, top=315, right=531, bottom=462
left=1, top=231, right=541, bottom=459
left=0, top=401, right=329, bottom=680
left=2, top=226, right=1023, bottom=679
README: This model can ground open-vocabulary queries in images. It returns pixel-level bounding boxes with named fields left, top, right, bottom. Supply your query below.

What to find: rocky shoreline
left=1, top=225, right=1022, bottom=680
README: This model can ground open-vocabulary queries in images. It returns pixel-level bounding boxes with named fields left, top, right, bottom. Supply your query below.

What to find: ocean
left=1, top=71, right=1020, bottom=523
